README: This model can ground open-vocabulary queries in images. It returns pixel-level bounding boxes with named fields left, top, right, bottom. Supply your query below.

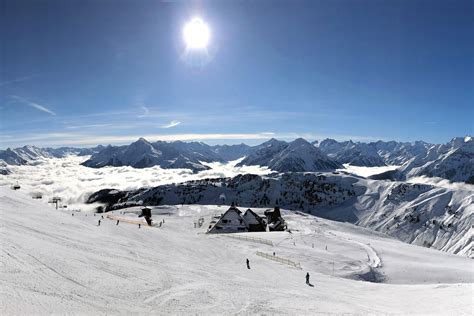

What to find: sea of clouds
left=407, top=176, right=474, bottom=192
left=2, top=156, right=472, bottom=212
left=0, top=156, right=272, bottom=211
left=339, top=164, right=400, bottom=178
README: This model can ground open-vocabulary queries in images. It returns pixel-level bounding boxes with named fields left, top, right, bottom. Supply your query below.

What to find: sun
left=183, top=17, right=210, bottom=50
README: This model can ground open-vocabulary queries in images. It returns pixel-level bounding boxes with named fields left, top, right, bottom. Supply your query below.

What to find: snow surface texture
left=1, top=187, right=472, bottom=314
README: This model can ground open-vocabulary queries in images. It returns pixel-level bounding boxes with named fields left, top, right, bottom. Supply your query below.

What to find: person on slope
left=246, top=258, right=250, bottom=269
left=306, top=272, right=310, bottom=285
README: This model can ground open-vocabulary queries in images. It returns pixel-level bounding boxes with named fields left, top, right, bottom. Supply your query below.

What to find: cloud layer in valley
left=0, top=156, right=272, bottom=211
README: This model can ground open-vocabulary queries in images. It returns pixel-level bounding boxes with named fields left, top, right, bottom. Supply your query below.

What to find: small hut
left=208, top=203, right=247, bottom=233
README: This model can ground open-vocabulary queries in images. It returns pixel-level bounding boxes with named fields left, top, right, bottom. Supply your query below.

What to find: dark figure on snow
left=98, top=220, right=101, bottom=226
left=138, top=224, right=141, bottom=229
left=246, top=258, right=250, bottom=269
left=306, top=272, right=310, bottom=285
left=116, top=220, right=120, bottom=226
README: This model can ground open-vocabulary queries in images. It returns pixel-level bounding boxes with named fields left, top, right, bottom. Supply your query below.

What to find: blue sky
left=1, top=0, right=473, bottom=148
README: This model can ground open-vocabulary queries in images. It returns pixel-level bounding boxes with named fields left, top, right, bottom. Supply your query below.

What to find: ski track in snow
left=328, top=232, right=382, bottom=269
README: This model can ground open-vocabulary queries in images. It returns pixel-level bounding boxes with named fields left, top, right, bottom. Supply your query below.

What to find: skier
left=306, top=272, right=310, bottom=285
left=273, top=252, right=275, bottom=256
left=98, top=219, right=101, bottom=226
left=138, top=224, right=141, bottom=229
left=246, top=258, right=250, bottom=269
left=116, top=220, right=120, bottom=226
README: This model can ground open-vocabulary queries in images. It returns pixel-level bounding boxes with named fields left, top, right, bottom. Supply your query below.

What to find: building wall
left=208, top=209, right=247, bottom=233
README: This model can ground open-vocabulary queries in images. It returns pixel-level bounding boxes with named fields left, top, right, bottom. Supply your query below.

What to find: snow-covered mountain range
left=81, top=138, right=223, bottom=172
left=237, top=138, right=341, bottom=172
left=0, top=145, right=103, bottom=165
left=82, top=137, right=342, bottom=173
left=317, top=136, right=474, bottom=183
left=2, top=135, right=472, bottom=182
left=88, top=171, right=473, bottom=257
left=317, top=139, right=387, bottom=167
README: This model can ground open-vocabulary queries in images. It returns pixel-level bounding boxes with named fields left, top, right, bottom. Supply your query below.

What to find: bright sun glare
left=183, top=17, right=210, bottom=50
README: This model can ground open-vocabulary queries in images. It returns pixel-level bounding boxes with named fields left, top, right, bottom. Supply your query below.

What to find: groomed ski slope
left=1, top=187, right=472, bottom=314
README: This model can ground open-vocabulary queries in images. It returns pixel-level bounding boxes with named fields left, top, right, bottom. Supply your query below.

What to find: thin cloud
left=9, top=95, right=56, bottom=116
left=0, top=132, right=280, bottom=147
left=137, top=106, right=150, bottom=118
left=66, top=124, right=113, bottom=129
left=160, top=120, right=181, bottom=129
left=0, top=131, right=388, bottom=148
left=0, top=74, right=38, bottom=87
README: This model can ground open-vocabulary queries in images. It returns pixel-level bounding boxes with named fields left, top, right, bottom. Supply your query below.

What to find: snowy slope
left=374, top=140, right=433, bottom=165
left=342, top=180, right=474, bottom=257
left=91, top=172, right=473, bottom=257
left=0, top=160, right=10, bottom=175
left=406, top=136, right=474, bottom=184
left=1, top=187, right=472, bottom=314
left=210, top=143, right=251, bottom=161
left=270, top=138, right=341, bottom=172
left=0, top=146, right=51, bottom=165
left=237, top=138, right=289, bottom=168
